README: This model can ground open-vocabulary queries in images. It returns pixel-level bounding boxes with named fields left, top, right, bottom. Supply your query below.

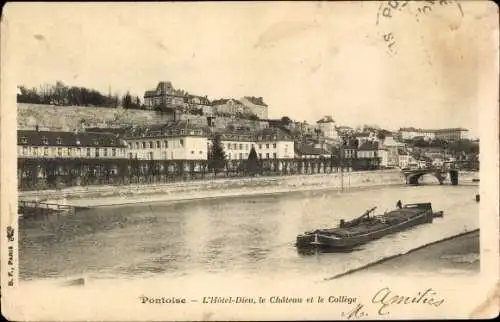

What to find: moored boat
left=296, top=203, right=441, bottom=251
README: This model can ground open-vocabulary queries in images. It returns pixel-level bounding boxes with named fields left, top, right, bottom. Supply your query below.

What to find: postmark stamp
left=376, top=0, right=464, bottom=55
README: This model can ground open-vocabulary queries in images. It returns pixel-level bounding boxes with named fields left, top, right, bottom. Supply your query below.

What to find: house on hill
left=239, top=96, right=269, bottom=119
left=212, top=98, right=245, bottom=117
left=316, top=116, right=339, bottom=140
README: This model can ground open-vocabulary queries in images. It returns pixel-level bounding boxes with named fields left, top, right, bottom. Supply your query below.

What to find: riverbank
left=20, top=170, right=407, bottom=207
left=19, top=170, right=479, bottom=208
left=330, top=229, right=480, bottom=280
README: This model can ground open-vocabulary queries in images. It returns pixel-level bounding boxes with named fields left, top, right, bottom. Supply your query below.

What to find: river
left=19, top=180, right=479, bottom=283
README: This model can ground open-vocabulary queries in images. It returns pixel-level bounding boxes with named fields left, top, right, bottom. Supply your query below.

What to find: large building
left=143, top=81, right=212, bottom=115
left=434, top=128, right=469, bottom=141
left=398, top=127, right=468, bottom=141
left=18, top=130, right=127, bottom=160
left=123, top=122, right=209, bottom=161
left=143, top=81, right=185, bottom=109
left=213, top=127, right=295, bottom=161
left=17, top=129, right=128, bottom=188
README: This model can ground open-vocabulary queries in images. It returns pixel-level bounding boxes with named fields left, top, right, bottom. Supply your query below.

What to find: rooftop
left=18, top=130, right=127, bottom=147
left=358, top=141, right=379, bottom=151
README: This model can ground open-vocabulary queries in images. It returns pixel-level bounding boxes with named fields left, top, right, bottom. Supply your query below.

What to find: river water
left=19, top=181, right=479, bottom=283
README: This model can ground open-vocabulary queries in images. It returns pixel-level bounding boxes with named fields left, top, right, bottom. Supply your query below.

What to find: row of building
left=18, top=120, right=469, bottom=169
left=397, top=127, right=469, bottom=141
left=143, top=81, right=269, bottom=119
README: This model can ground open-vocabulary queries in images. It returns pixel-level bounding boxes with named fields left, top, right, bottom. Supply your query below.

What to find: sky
left=4, top=1, right=498, bottom=138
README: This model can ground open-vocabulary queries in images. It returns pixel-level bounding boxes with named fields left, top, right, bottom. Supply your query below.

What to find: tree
left=281, top=116, right=292, bottom=125
left=208, top=134, right=226, bottom=176
left=246, top=146, right=261, bottom=176
left=122, top=92, right=133, bottom=109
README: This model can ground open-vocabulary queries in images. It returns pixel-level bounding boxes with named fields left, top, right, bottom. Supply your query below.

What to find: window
left=239, top=144, right=243, bottom=150
left=77, top=148, right=82, bottom=156
left=180, top=139, right=184, bottom=147
left=266, top=144, right=269, bottom=149
left=44, top=147, right=49, bottom=156
left=135, top=142, right=139, bottom=149
left=95, top=148, right=100, bottom=158
left=273, top=153, right=277, bottom=159
left=57, top=148, right=62, bottom=156
left=56, top=137, right=63, bottom=145
left=239, top=153, right=242, bottom=159
left=142, top=142, right=146, bottom=149
left=68, top=148, right=73, bottom=156
left=266, top=153, right=269, bottom=159
left=112, top=148, right=116, bottom=157
left=87, top=148, right=91, bottom=157
left=191, top=150, right=195, bottom=154
left=149, top=152, right=153, bottom=160
left=149, top=141, right=153, bottom=148
left=42, top=137, right=49, bottom=145
left=156, top=141, right=160, bottom=148
left=245, top=144, right=249, bottom=150
left=199, top=150, right=203, bottom=154
left=273, top=143, right=276, bottom=148
left=20, top=136, right=27, bottom=144
left=164, top=140, right=168, bottom=148
left=22, top=146, right=28, bottom=155
left=258, top=144, right=262, bottom=149
left=104, top=148, right=108, bottom=157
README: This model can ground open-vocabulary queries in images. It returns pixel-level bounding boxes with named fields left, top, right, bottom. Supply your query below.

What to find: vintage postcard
left=1, top=1, right=499, bottom=320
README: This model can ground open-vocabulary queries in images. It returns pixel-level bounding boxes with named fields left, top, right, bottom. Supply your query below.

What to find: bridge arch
left=404, top=169, right=459, bottom=185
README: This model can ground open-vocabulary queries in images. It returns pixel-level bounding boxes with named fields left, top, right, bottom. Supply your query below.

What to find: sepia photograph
left=1, top=1, right=498, bottom=320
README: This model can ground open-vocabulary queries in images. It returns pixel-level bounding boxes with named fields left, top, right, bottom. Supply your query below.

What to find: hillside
left=17, top=103, right=268, bottom=131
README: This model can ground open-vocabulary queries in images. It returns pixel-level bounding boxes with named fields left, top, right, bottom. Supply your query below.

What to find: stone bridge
left=402, top=168, right=459, bottom=185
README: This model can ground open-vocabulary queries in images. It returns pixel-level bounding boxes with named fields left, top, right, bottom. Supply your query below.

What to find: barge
left=296, top=203, right=442, bottom=251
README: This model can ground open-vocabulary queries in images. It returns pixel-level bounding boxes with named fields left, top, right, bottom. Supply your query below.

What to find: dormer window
left=93, top=139, right=99, bottom=146
left=41, top=137, right=49, bottom=145
left=76, top=138, right=81, bottom=145
left=56, top=137, right=63, bottom=145
left=20, top=136, right=28, bottom=144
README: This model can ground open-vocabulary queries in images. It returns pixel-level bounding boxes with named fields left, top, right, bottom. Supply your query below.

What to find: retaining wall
left=21, top=170, right=406, bottom=207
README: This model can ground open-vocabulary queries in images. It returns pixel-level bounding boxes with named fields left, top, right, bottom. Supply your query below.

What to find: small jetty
left=18, top=200, right=76, bottom=218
